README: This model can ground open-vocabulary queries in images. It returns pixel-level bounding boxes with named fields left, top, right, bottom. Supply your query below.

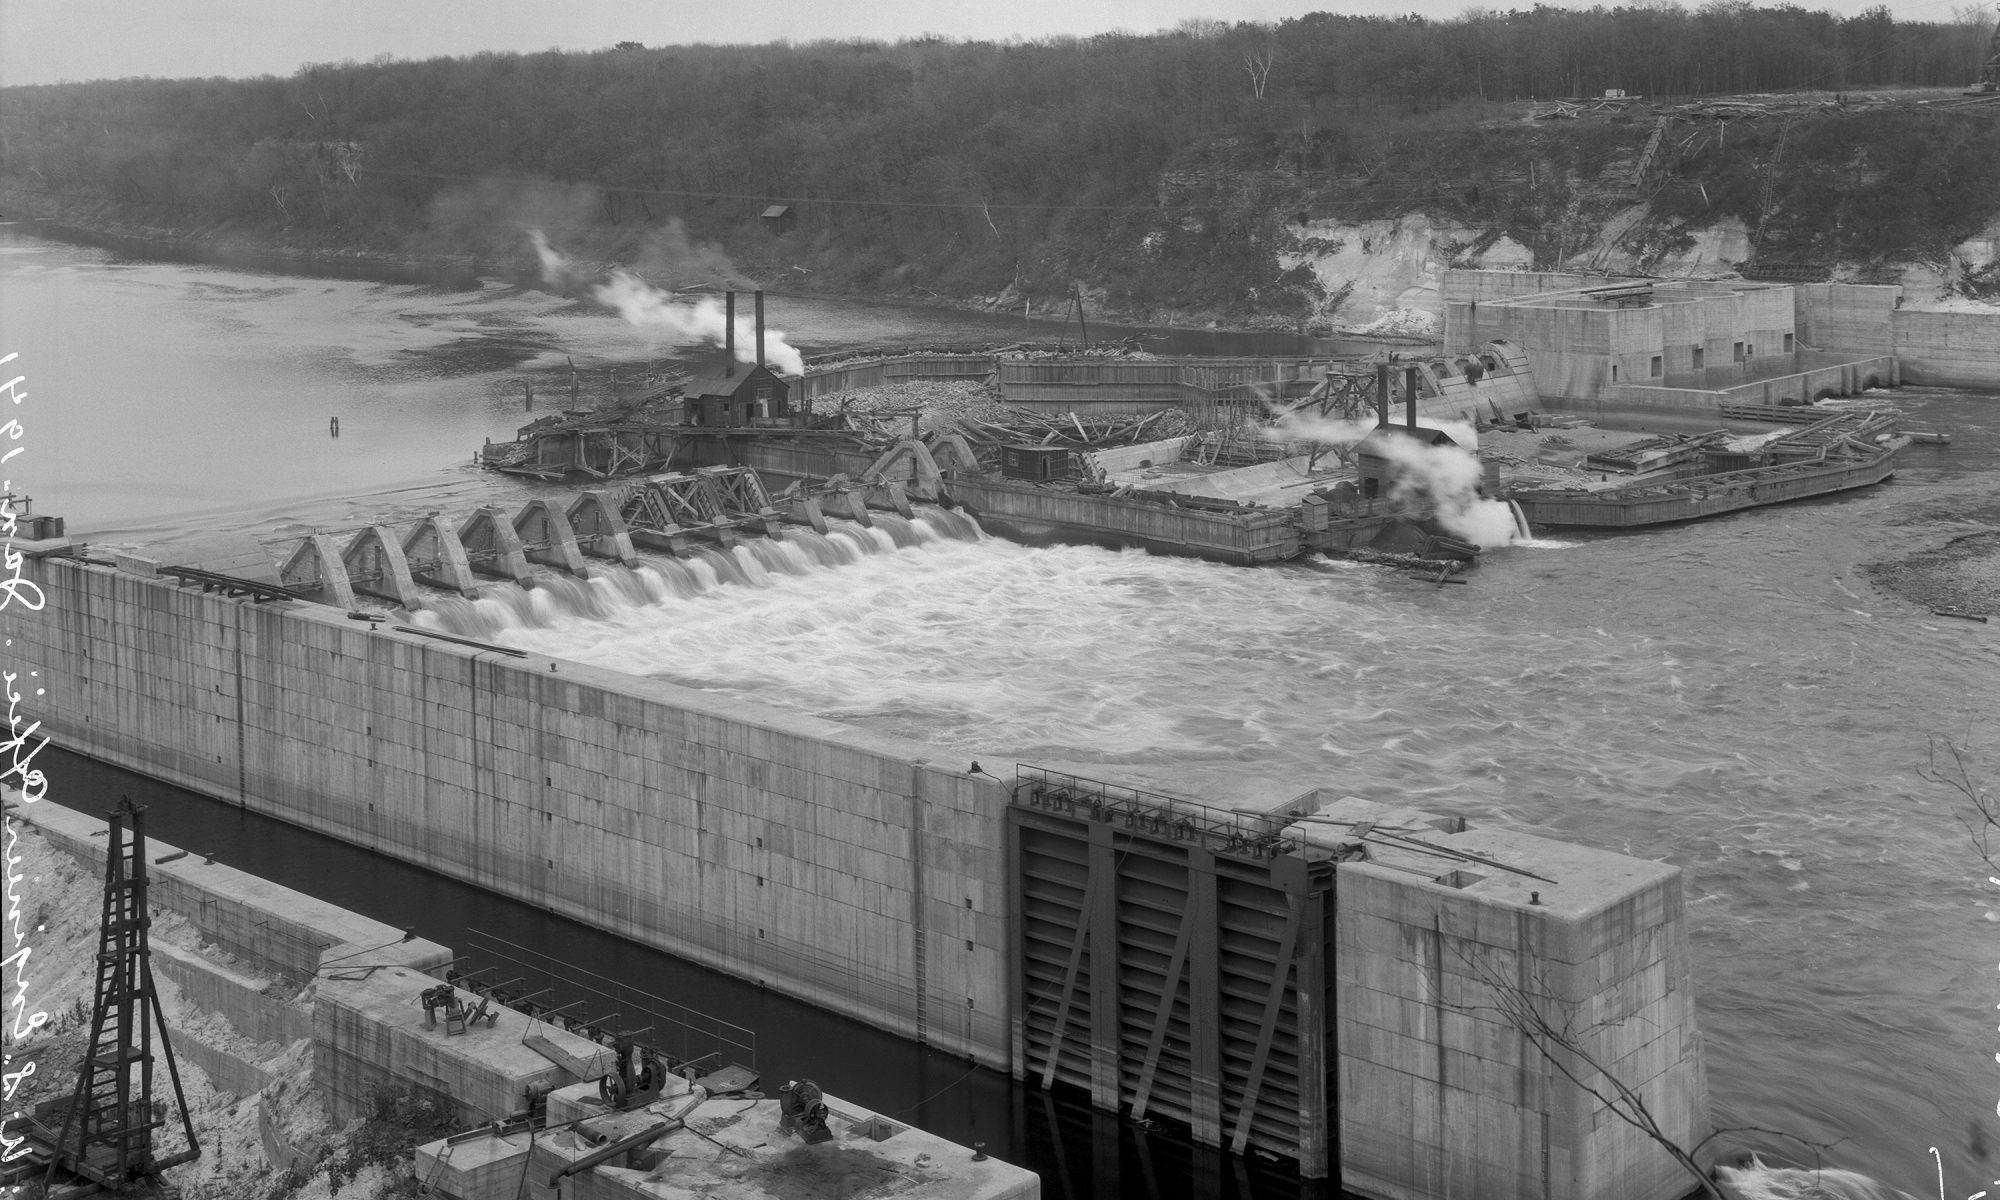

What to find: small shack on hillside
left=682, top=363, right=794, bottom=428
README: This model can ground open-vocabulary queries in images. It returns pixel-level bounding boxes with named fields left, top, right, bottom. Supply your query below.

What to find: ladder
left=43, top=799, right=201, bottom=1191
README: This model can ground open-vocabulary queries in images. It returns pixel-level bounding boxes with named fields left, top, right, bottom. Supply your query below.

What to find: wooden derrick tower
left=37, top=800, right=201, bottom=1195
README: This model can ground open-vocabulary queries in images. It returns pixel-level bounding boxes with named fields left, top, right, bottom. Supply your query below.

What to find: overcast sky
left=0, top=0, right=1976, bottom=88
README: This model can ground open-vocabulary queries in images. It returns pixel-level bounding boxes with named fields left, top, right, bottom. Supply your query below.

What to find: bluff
left=2, top=11, right=1996, bottom=330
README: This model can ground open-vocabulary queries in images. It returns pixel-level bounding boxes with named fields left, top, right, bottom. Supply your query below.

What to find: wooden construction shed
left=681, top=364, right=794, bottom=429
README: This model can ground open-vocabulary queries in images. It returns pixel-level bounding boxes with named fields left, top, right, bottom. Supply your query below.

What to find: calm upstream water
left=6, top=229, right=1999, bottom=1198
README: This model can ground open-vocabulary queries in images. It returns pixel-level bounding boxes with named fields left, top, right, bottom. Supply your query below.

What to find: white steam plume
left=529, top=230, right=805, bottom=376
left=593, top=272, right=806, bottom=377
left=1271, top=411, right=1521, bottom=548
left=529, top=228, right=581, bottom=290
left=1267, top=411, right=1377, bottom=449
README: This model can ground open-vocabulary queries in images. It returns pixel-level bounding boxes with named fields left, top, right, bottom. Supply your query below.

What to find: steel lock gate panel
left=1009, top=770, right=1334, bottom=1176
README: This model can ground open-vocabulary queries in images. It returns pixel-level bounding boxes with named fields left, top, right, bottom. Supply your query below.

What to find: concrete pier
left=279, top=534, right=357, bottom=607
left=343, top=524, right=423, bottom=609
left=404, top=516, right=482, bottom=596
left=1307, top=797, right=1707, bottom=1200
left=567, top=490, right=641, bottom=566
left=513, top=499, right=590, bottom=577
left=459, top=506, right=534, bottom=583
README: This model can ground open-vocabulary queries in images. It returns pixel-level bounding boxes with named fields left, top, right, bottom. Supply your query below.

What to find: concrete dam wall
left=8, top=550, right=1709, bottom=1193
left=12, top=554, right=1010, bottom=1068
left=1891, top=308, right=2000, bottom=390
left=1799, top=284, right=2000, bottom=390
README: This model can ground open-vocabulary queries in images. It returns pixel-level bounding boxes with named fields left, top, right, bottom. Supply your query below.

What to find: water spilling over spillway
left=413, top=509, right=981, bottom=646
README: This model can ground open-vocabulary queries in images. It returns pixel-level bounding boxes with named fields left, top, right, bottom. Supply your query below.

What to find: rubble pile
left=1347, top=308, right=1442, bottom=337
left=809, top=379, right=1203, bottom=451
left=809, top=380, right=1009, bottom=428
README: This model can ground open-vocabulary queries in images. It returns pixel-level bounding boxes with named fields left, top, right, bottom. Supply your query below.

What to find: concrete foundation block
left=413, top=1128, right=536, bottom=1200
left=315, top=965, right=605, bottom=1126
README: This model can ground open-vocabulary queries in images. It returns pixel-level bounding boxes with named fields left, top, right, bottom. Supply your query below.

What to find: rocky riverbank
left=1867, top=528, right=2000, bottom=618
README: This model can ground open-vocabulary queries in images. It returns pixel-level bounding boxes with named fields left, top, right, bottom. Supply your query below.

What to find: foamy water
left=412, top=513, right=965, bottom=644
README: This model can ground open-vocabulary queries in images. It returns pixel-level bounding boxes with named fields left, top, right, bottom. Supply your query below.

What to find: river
left=6, top=228, right=1998, bottom=1198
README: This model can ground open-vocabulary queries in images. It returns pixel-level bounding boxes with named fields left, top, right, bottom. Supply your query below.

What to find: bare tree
left=1920, top=735, right=1997, bottom=875
left=1441, top=941, right=1841, bottom=1200
left=1244, top=49, right=1275, bottom=101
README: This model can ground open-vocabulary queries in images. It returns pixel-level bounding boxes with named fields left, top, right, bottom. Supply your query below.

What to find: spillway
left=411, top=508, right=982, bottom=641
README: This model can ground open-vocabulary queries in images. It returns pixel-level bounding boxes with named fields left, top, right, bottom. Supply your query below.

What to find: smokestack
left=1376, top=362, right=1390, bottom=427
left=755, top=290, right=766, bottom=371
left=725, top=291, right=736, bottom=377
left=1405, top=366, right=1418, bottom=430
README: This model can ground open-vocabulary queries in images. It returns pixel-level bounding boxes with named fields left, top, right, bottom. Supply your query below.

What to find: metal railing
left=458, top=930, right=756, bottom=1073
left=1012, top=765, right=1297, bottom=859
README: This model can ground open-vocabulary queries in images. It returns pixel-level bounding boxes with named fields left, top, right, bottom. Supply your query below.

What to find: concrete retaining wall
left=171, top=1031, right=278, bottom=1099
left=1892, top=309, right=2000, bottom=390
left=1797, top=284, right=1899, bottom=356
left=1592, top=353, right=1899, bottom=416
left=947, top=477, right=1301, bottom=564
left=153, top=940, right=316, bottom=1050
left=7, top=556, right=1012, bottom=1068
left=1794, top=283, right=2000, bottom=389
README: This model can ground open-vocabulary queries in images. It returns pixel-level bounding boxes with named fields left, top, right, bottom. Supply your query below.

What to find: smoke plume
left=529, top=229, right=805, bottom=376
left=1270, top=411, right=1522, bottom=548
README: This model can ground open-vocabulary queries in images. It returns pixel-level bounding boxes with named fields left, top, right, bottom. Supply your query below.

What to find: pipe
left=548, top=1121, right=674, bottom=1186
left=755, top=290, right=766, bottom=370
left=548, top=1087, right=706, bottom=1187
left=725, top=292, right=736, bottom=377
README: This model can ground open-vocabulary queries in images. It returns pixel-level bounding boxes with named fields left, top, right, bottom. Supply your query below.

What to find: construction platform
left=416, top=1078, right=1037, bottom=1200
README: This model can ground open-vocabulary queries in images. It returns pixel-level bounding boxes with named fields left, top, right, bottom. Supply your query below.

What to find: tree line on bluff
left=0, top=4, right=1992, bottom=320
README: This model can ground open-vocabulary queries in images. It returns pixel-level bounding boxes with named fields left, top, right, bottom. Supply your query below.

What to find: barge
left=1506, top=411, right=1907, bottom=529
